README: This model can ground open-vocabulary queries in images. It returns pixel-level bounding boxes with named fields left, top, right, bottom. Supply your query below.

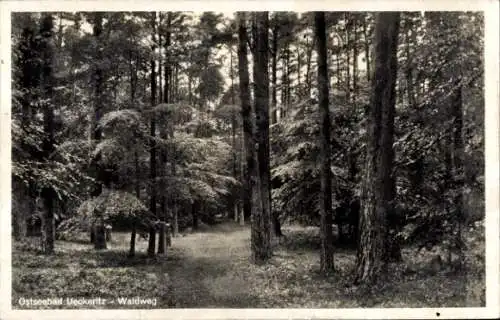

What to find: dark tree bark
left=87, top=12, right=105, bottom=205
left=91, top=13, right=104, bottom=142
left=271, top=25, right=279, bottom=124
left=345, top=13, right=351, bottom=102
left=15, top=20, right=39, bottom=241
left=362, top=16, right=371, bottom=82
left=39, top=13, right=57, bottom=254
left=270, top=24, right=282, bottom=237
left=163, top=13, right=171, bottom=102
left=315, top=12, right=335, bottom=273
left=192, top=201, right=199, bottom=230
left=130, top=58, right=139, bottom=258
left=229, top=47, right=240, bottom=224
left=352, top=16, right=358, bottom=104
left=404, top=19, right=417, bottom=108
left=296, top=46, right=301, bottom=99
left=158, top=12, right=171, bottom=255
left=148, top=12, right=158, bottom=257
left=93, top=219, right=107, bottom=250
left=355, top=12, right=400, bottom=285
left=129, top=226, right=137, bottom=258
left=238, top=12, right=253, bottom=227
left=305, top=36, right=316, bottom=93
left=244, top=12, right=272, bottom=263
left=253, top=12, right=273, bottom=260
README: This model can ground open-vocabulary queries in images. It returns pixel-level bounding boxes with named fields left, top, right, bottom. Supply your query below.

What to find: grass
left=12, top=221, right=485, bottom=309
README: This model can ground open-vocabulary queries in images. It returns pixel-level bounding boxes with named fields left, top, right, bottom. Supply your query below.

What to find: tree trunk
left=87, top=12, right=105, bottom=199
left=315, top=12, right=335, bottom=273
left=157, top=222, right=167, bottom=255
left=148, top=12, right=158, bottom=258
left=352, top=16, right=358, bottom=104
left=91, top=13, right=104, bottom=143
left=239, top=203, right=245, bottom=226
left=305, top=36, right=316, bottom=94
left=251, top=12, right=273, bottom=262
left=355, top=12, right=400, bottom=285
left=93, top=221, right=107, bottom=250
left=129, top=226, right=136, bottom=257
left=158, top=12, right=171, bottom=255
left=238, top=12, right=253, bottom=226
left=230, top=47, right=239, bottom=222
left=192, top=201, right=199, bottom=230
left=405, top=21, right=417, bottom=108
left=39, top=13, right=56, bottom=254
left=296, top=46, right=301, bottom=99
left=362, top=16, right=371, bottom=82
left=271, top=25, right=278, bottom=124
left=345, top=13, right=351, bottom=102
left=164, top=13, right=172, bottom=103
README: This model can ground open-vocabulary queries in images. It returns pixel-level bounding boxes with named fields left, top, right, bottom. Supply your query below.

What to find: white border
left=1, top=1, right=499, bottom=319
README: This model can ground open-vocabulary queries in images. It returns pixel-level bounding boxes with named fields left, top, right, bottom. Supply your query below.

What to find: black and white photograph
left=0, top=1, right=499, bottom=319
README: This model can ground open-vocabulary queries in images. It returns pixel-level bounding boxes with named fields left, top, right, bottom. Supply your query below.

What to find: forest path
left=161, top=223, right=262, bottom=307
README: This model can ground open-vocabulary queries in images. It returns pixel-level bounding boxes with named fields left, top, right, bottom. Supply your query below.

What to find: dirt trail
left=162, top=223, right=260, bottom=307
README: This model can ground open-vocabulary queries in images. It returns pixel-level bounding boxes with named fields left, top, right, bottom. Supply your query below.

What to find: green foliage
left=271, top=96, right=363, bottom=224
left=58, top=188, right=153, bottom=238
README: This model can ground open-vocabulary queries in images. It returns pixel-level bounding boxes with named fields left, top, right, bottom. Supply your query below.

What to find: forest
left=10, top=11, right=485, bottom=308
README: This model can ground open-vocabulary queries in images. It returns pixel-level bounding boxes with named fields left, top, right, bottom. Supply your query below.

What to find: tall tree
left=270, top=22, right=279, bottom=124
left=148, top=12, right=158, bottom=257
left=250, top=12, right=273, bottom=263
left=314, top=11, right=335, bottom=273
left=238, top=12, right=253, bottom=234
left=39, top=13, right=57, bottom=254
left=355, top=12, right=400, bottom=284
left=158, top=12, right=171, bottom=255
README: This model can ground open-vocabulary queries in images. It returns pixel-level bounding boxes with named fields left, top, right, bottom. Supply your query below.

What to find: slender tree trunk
left=130, top=64, right=139, bottom=257
left=285, top=45, right=291, bottom=111
left=315, top=12, right=335, bottom=273
left=362, top=16, right=371, bottom=82
left=148, top=12, right=158, bottom=257
left=281, top=59, right=286, bottom=118
left=405, top=22, right=417, bottom=108
left=271, top=26, right=278, bottom=124
left=164, top=13, right=171, bottom=103
left=174, top=64, right=179, bottom=102
left=39, top=13, right=57, bottom=254
left=129, top=226, right=136, bottom=257
left=192, top=201, right=199, bottom=230
left=238, top=13, right=253, bottom=225
left=355, top=12, right=400, bottom=285
left=345, top=13, right=351, bottom=102
left=93, top=217, right=107, bottom=250
left=188, top=74, right=192, bottom=105
left=92, top=13, right=104, bottom=142
left=88, top=12, right=105, bottom=203
left=229, top=47, right=240, bottom=223
left=170, top=125, right=179, bottom=237
left=297, top=46, right=301, bottom=98
left=305, top=36, right=316, bottom=93
left=271, top=32, right=282, bottom=236
left=158, top=22, right=163, bottom=103
left=352, top=16, right=358, bottom=104
left=158, top=12, right=171, bottom=255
